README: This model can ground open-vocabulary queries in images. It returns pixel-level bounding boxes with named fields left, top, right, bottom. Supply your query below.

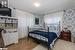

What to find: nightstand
left=60, top=30, right=71, bottom=42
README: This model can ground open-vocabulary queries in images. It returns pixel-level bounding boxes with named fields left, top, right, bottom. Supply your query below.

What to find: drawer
left=63, top=36, right=69, bottom=39
left=63, top=34, right=69, bottom=37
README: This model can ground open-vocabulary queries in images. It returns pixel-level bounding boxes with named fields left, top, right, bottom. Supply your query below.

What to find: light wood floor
left=33, top=39, right=75, bottom=50
left=7, top=38, right=38, bottom=50
left=6, top=38, right=75, bottom=50
left=53, top=39, right=75, bottom=50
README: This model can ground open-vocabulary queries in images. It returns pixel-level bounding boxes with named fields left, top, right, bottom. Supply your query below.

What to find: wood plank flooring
left=5, top=38, right=75, bottom=50
left=7, top=38, right=38, bottom=50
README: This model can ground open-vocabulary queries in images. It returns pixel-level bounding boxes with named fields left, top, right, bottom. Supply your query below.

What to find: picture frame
left=35, top=18, right=39, bottom=25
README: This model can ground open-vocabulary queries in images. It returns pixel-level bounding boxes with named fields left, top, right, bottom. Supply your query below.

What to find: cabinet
left=0, top=16, right=18, bottom=46
left=60, top=30, right=71, bottom=42
left=2, top=30, right=18, bottom=46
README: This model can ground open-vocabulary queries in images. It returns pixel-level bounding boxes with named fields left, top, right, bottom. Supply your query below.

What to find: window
left=35, top=18, right=39, bottom=25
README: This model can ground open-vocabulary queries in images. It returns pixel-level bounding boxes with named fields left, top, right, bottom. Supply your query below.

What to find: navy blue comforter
left=29, top=30, right=57, bottom=47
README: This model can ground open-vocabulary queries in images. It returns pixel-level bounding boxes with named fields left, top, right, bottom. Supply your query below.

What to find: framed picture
left=1, top=0, right=8, bottom=7
left=35, top=18, right=39, bottom=25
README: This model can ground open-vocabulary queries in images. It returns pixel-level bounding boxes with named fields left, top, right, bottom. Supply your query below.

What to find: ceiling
left=9, top=0, right=75, bottom=15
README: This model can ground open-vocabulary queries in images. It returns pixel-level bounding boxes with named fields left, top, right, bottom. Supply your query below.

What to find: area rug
left=32, top=39, right=75, bottom=50
left=32, top=45, right=47, bottom=50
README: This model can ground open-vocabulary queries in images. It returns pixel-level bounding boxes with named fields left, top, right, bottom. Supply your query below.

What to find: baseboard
left=19, top=37, right=28, bottom=40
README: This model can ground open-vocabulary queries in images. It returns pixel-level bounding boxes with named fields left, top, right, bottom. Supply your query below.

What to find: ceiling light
left=34, top=2, right=40, bottom=7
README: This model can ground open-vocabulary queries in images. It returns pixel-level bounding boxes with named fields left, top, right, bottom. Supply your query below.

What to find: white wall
left=9, top=6, right=45, bottom=39
left=44, top=11, right=64, bottom=30
left=44, top=9, right=75, bottom=37
left=15, top=9, right=34, bottom=39
left=11, top=9, right=44, bottom=39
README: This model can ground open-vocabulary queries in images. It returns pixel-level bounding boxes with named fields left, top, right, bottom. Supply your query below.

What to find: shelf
left=0, top=16, right=18, bottom=29
left=0, top=16, right=17, bottom=19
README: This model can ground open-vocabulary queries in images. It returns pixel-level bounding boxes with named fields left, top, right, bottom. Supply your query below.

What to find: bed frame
left=28, top=22, right=60, bottom=50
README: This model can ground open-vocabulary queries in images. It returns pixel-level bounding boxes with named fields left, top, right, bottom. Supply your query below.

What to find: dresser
left=60, top=30, right=71, bottom=42
left=0, top=16, right=18, bottom=46
left=2, top=29, right=18, bottom=46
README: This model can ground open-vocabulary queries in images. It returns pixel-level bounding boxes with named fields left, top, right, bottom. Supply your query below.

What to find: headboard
left=28, top=26, right=47, bottom=32
left=46, top=22, right=60, bottom=37
left=28, top=22, right=60, bottom=37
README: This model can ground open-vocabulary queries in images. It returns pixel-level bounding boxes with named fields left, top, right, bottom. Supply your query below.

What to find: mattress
left=29, top=33, right=57, bottom=48
left=29, top=33, right=48, bottom=42
left=29, top=30, right=57, bottom=48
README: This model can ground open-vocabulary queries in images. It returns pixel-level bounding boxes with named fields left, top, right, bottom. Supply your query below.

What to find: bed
left=28, top=23, right=60, bottom=50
